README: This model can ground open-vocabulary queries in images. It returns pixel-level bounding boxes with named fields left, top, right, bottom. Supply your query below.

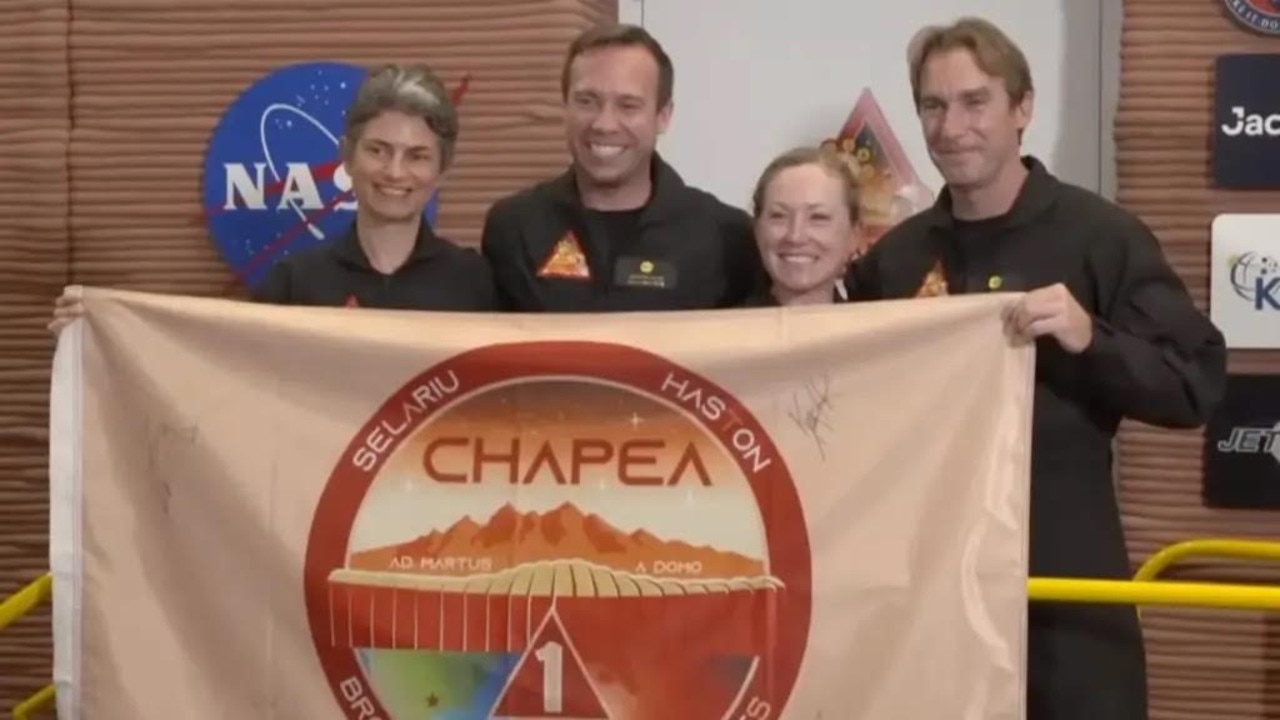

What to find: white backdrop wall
left=619, top=0, right=1123, bottom=212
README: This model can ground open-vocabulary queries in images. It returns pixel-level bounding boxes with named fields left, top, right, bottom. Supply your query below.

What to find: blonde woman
left=741, top=145, right=861, bottom=307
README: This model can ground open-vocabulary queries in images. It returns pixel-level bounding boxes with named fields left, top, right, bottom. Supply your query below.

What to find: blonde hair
left=908, top=17, right=1033, bottom=108
left=751, top=146, right=861, bottom=225
left=344, top=64, right=459, bottom=170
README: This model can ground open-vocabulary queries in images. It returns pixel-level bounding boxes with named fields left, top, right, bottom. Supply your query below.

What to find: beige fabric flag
left=49, top=288, right=1034, bottom=720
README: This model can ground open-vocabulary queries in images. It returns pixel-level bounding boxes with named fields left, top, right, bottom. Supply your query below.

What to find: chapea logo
left=303, top=341, right=813, bottom=720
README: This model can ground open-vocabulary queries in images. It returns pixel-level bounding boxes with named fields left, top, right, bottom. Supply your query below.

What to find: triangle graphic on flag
left=489, top=606, right=611, bottom=719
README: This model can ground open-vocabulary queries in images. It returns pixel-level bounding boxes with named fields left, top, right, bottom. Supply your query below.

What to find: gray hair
left=344, top=64, right=459, bottom=170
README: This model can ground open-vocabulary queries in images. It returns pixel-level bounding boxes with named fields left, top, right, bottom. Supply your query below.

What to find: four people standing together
left=48, top=16, right=1227, bottom=720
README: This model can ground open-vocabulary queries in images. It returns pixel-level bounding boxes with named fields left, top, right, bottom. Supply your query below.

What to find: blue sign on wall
left=202, top=62, right=440, bottom=288
left=1213, top=54, right=1280, bottom=190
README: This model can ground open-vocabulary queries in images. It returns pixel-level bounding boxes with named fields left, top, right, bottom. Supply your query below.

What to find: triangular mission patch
left=537, top=232, right=591, bottom=280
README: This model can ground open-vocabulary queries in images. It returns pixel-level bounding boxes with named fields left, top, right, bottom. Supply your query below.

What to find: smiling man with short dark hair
left=480, top=23, right=764, bottom=313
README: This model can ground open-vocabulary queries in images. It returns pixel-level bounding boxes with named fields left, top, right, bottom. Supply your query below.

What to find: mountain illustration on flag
left=348, top=502, right=766, bottom=579
left=821, top=88, right=934, bottom=248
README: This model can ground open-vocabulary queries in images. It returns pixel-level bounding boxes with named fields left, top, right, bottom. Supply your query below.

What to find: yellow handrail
left=0, top=574, right=51, bottom=635
left=1133, top=538, right=1280, bottom=582
left=1028, top=538, right=1280, bottom=612
left=5, top=538, right=1279, bottom=717
left=1, top=574, right=55, bottom=719
left=1028, top=577, right=1280, bottom=611
left=11, top=686, right=54, bottom=720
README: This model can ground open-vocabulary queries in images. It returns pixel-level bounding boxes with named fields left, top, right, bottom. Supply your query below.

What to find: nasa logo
left=1224, top=0, right=1280, bottom=35
left=303, top=341, right=812, bottom=720
left=201, top=62, right=444, bottom=289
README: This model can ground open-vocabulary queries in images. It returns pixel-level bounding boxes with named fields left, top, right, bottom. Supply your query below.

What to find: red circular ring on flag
left=303, top=341, right=813, bottom=718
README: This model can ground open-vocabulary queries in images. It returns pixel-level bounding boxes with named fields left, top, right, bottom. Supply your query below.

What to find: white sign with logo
left=1210, top=213, right=1280, bottom=349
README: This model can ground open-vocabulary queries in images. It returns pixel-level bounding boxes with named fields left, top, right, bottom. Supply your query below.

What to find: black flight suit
left=480, top=155, right=765, bottom=312
left=846, top=156, right=1227, bottom=720
left=252, top=221, right=499, bottom=311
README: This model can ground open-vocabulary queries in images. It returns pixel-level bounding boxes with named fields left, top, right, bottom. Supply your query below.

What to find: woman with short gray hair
left=49, top=63, right=496, bottom=330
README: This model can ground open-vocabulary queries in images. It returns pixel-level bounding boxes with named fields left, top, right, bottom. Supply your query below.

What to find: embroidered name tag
left=614, top=256, right=677, bottom=289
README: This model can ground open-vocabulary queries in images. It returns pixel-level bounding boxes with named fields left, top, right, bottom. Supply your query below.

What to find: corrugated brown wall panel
left=1118, top=1, right=1280, bottom=718
left=69, top=0, right=615, bottom=296
left=0, top=0, right=68, bottom=711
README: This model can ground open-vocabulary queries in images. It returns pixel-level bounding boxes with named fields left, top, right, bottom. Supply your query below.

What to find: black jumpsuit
left=253, top=221, right=499, bottom=311
left=480, top=155, right=764, bottom=312
left=847, top=156, right=1227, bottom=719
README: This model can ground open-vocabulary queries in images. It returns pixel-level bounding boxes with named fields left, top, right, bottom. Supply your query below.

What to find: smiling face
left=754, top=162, right=858, bottom=303
left=916, top=47, right=1031, bottom=193
left=564, top=44, right=672, bottom=196
left=342, top=109, right=443, bottom=224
